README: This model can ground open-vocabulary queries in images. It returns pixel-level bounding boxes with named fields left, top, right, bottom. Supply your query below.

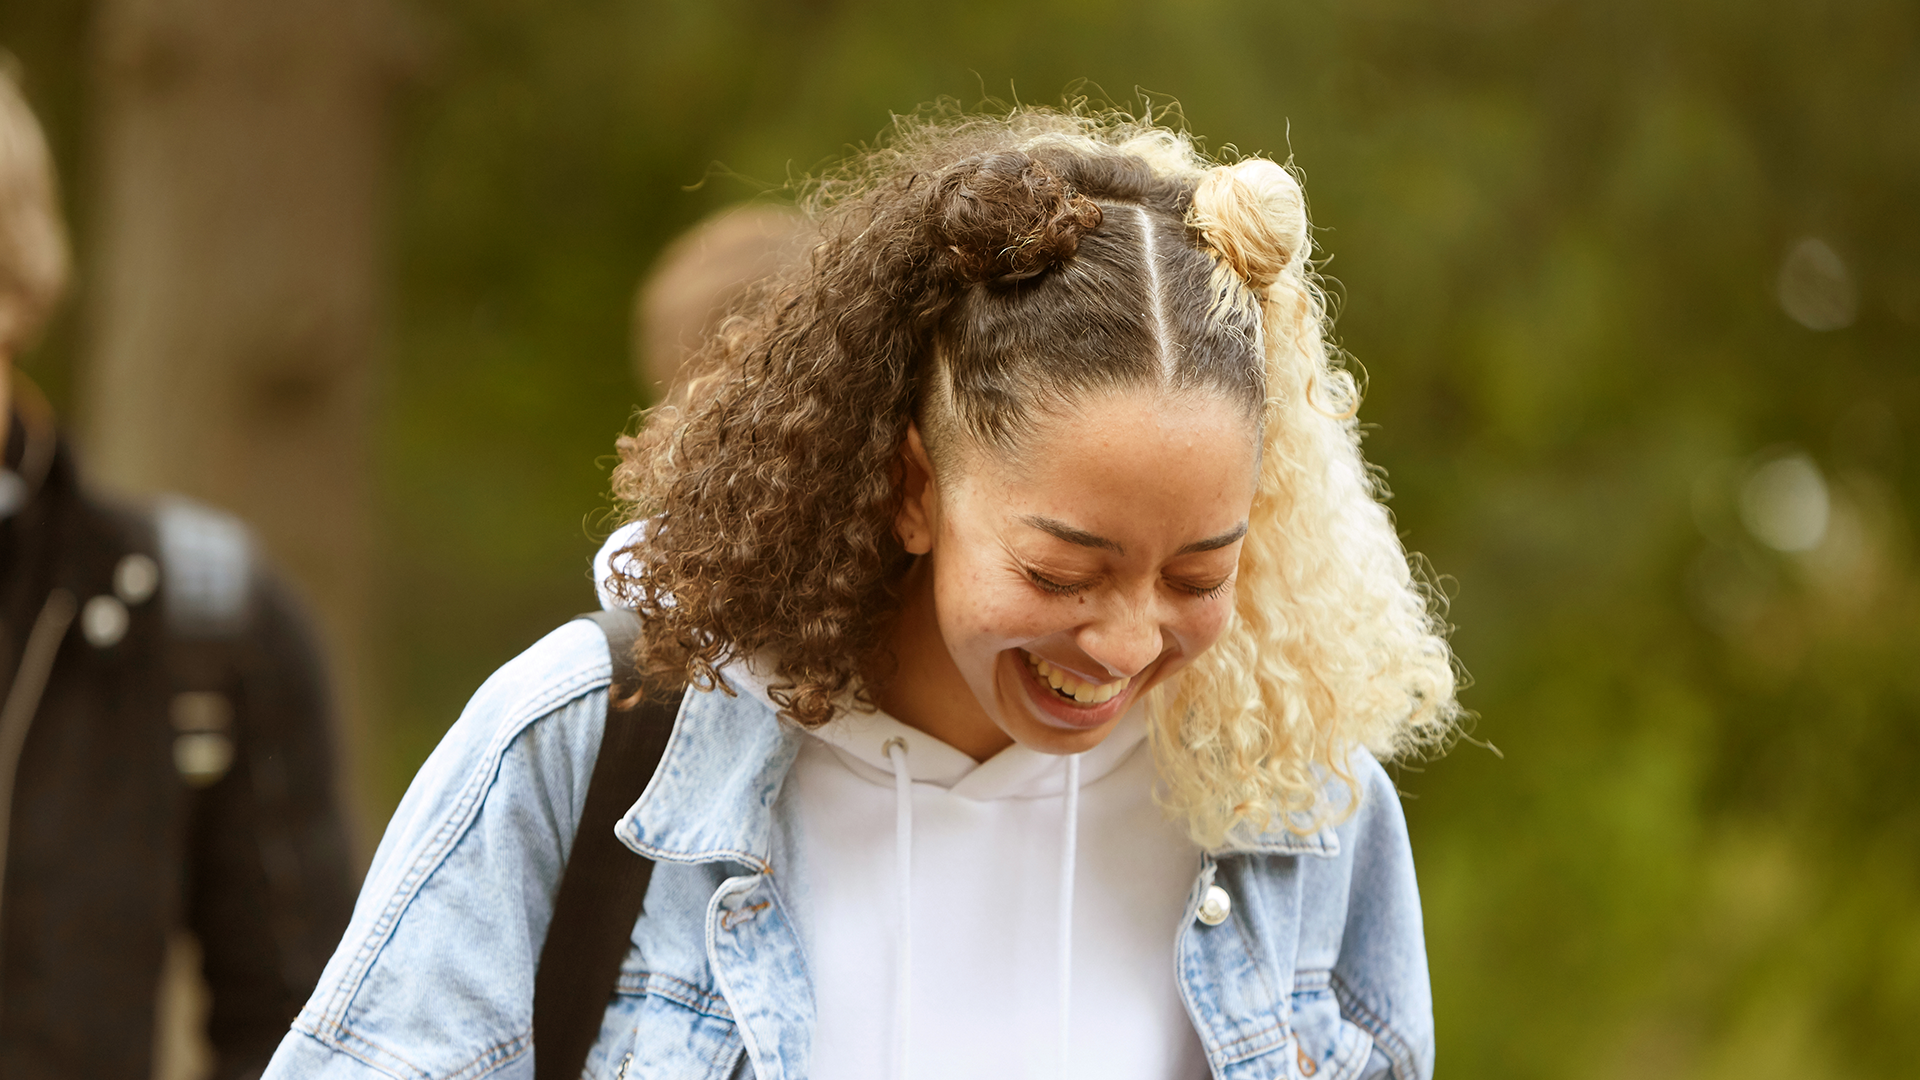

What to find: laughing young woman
left=264, top=108, right=1460, bottom=1080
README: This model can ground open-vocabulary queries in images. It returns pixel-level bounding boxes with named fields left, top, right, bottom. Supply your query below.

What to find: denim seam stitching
left=318, top=1019, right=436, bottom=1079
left=1329, top=970, right=1418, bottom=1080
left=626, top=838, right=770, bottom=873
left=317, top=1005, right=532, bottom=1080
left=618, top=696, right=802, bottom=872
left=1207, top=917, right=1291, bottom=1064
left=1292, top=967, right=1333, bottom=993
left=1223, top=874, right=1293, bottom=1065
left=281, top=1028, right=416, bottom=1080
left=1215, top=1019, right=1288, bottom=1059
left=616, top=970, right=736, bottom=1022
left=439, top=1032, right=532, bottom=1080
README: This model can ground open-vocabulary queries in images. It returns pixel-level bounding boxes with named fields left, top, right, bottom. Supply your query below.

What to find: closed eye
left=1027, top=569, right=1092, bottom=596
left=1172, top=576, right=1234, bottom=600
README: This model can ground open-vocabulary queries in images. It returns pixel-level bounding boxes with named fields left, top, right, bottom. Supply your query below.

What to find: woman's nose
left=1076, top=596, right=1165, bottom=680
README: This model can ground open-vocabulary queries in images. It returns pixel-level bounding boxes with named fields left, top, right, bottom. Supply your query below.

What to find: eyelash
left=1027, top=570, right=1089, bottom=596
left=1183, top=578, right=1234, bottom=600
left=1026, top=570, right=1233, bottom=600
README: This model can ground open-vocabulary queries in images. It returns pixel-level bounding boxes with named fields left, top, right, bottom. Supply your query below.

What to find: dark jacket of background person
left=0, top=396, right=357, bottom=1080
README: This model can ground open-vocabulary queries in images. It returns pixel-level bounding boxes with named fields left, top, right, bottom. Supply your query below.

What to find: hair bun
left=930, top=151, right=1103, bottom=286
left=1188, top=159, right=1308, bottom=291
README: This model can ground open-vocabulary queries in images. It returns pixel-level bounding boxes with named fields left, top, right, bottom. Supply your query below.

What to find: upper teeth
left=1025, top=652, right=1130, bottom=705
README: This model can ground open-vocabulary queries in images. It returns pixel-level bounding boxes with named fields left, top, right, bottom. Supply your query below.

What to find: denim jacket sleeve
left=261, top=620, right=613, bottom=1080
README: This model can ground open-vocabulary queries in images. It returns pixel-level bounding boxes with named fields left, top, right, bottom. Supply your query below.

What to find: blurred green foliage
left=5, top=0, right=1918, bottom=1075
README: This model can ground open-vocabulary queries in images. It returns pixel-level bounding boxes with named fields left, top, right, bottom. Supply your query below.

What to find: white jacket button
left=1197, top=885, right=1231, bottom=926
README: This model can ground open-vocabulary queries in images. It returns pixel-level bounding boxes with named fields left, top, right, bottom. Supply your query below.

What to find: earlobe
left=894, top=424, right=936, bottom=555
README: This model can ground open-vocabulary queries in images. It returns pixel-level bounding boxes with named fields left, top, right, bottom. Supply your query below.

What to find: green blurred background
left=6, top=0, right=1918, bottom=1076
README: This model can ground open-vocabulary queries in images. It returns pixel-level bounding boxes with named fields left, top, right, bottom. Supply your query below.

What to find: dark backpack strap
left=535, top=611, right=682, bottom=1080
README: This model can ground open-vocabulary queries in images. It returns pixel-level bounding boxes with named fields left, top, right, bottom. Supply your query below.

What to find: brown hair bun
left=929, top=150, right=1103, bottom=287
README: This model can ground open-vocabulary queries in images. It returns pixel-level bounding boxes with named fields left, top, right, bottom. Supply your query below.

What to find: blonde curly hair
left=1156, top=155, right=1458, bottom=846
left=613, top=106, right=1459, bottom=848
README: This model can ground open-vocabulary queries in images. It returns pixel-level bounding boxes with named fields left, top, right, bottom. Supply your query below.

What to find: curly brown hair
left=609, top=108, right=1270, bottom=727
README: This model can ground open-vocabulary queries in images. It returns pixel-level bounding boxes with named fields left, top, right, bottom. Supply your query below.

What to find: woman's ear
left=894, top=424, right=937, bottom=556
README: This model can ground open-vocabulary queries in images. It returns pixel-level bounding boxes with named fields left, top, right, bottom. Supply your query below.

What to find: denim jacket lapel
left=1175, top=777, right=1349, bottom=1077
left=615, top=684, right=815, bottom=1077
left=615, top=683, right=800, bottom=870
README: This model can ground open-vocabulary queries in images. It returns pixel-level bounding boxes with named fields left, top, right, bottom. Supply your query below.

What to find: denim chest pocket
left=582, top=967, right=745, bottom=1080
left=1286, top=971, right=1377, bottom=1080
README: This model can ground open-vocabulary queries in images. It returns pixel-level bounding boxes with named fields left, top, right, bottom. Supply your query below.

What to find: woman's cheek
left=936, top=566, right=1029, bottom=651
left=948, top=553, right=1037, bottom=632
left=970, top=588, right=1052, bottom=647
left=1184, top=594, right=1237, bottom=655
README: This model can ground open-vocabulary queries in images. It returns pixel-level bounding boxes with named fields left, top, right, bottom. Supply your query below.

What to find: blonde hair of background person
left=615, top=109, right=1459, bottom=846
left=0, top=59, right=69, bottom=374
left=633, top=203, right=807, bottom=405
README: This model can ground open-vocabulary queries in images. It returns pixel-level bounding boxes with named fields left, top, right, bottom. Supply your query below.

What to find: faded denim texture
left=262, top=621, right=1434, bottom=1080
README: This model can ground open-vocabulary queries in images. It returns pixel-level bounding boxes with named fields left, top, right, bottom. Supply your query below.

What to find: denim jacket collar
left=1225, top=778, right=1352, bottom=858
left=615, top=679, right=801, bottom=873
left=1232, top=821, right=1343, bottom=858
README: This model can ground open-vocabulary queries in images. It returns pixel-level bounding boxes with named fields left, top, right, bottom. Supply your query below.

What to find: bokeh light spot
left=1738, top=451, right=1830, bottom=552
left=1776, top=236, right=1858, bottom=331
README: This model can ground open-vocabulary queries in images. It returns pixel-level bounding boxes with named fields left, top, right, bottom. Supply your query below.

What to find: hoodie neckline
left=810, top=707, right=1148, bottom=801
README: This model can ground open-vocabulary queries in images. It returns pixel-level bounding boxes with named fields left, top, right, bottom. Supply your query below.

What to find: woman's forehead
left=940, top=385, right=1261, bottom=475
left=948, top=390, right=1261, bottom=537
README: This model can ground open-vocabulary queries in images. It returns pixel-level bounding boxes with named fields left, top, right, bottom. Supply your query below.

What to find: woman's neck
left=872, top=559, right=1012, bottom=762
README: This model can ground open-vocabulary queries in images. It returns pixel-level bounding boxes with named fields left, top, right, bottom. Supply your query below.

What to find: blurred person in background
left=593, top=204, right=809, bottom=606
left=631, top=202, right=808, bottom=407
left=0, top=64, right=356, bottom=1079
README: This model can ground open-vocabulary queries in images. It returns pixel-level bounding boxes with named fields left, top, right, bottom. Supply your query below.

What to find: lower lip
left=1013, top=652, right=1138, bottom=731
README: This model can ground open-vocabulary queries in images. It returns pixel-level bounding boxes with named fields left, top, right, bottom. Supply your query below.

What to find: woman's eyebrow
left=1018, top=517, right=1248, bottom=556
left=1020, top=515, right=1123, bottom=553
left=1176, top=522, right=1248, bottom=555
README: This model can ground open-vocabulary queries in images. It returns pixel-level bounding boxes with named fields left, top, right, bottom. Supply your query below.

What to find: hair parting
left=1130, top=204, right=1176, bottom=380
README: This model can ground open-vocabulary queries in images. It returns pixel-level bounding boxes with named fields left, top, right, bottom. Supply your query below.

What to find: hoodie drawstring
left=1057, top=752, right=1082, bottom=1080
left=884, top=738, right=913, bottom=1080
left=881, top=739, right=1084, bottom=1080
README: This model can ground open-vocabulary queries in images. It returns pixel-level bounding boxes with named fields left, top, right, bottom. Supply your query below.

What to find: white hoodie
left=596, top=528, right=1206, bottom=1079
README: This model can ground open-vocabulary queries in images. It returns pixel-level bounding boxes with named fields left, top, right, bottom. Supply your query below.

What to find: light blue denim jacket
left=263, top=620, right=1435, bottom=1080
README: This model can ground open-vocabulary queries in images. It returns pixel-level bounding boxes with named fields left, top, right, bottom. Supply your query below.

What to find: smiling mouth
left=1023, top=651, right=1132, bottom=706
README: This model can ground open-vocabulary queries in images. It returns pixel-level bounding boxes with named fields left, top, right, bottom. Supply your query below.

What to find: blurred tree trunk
left=78, top=5, right=405, bottom=1070
left=81, top=0, right=399, bottom=799
left=79, top=1, right=403, bottom=1076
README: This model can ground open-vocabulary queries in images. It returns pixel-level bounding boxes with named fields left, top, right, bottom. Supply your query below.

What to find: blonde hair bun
left=1188, top=158, right=1308, bottom=292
